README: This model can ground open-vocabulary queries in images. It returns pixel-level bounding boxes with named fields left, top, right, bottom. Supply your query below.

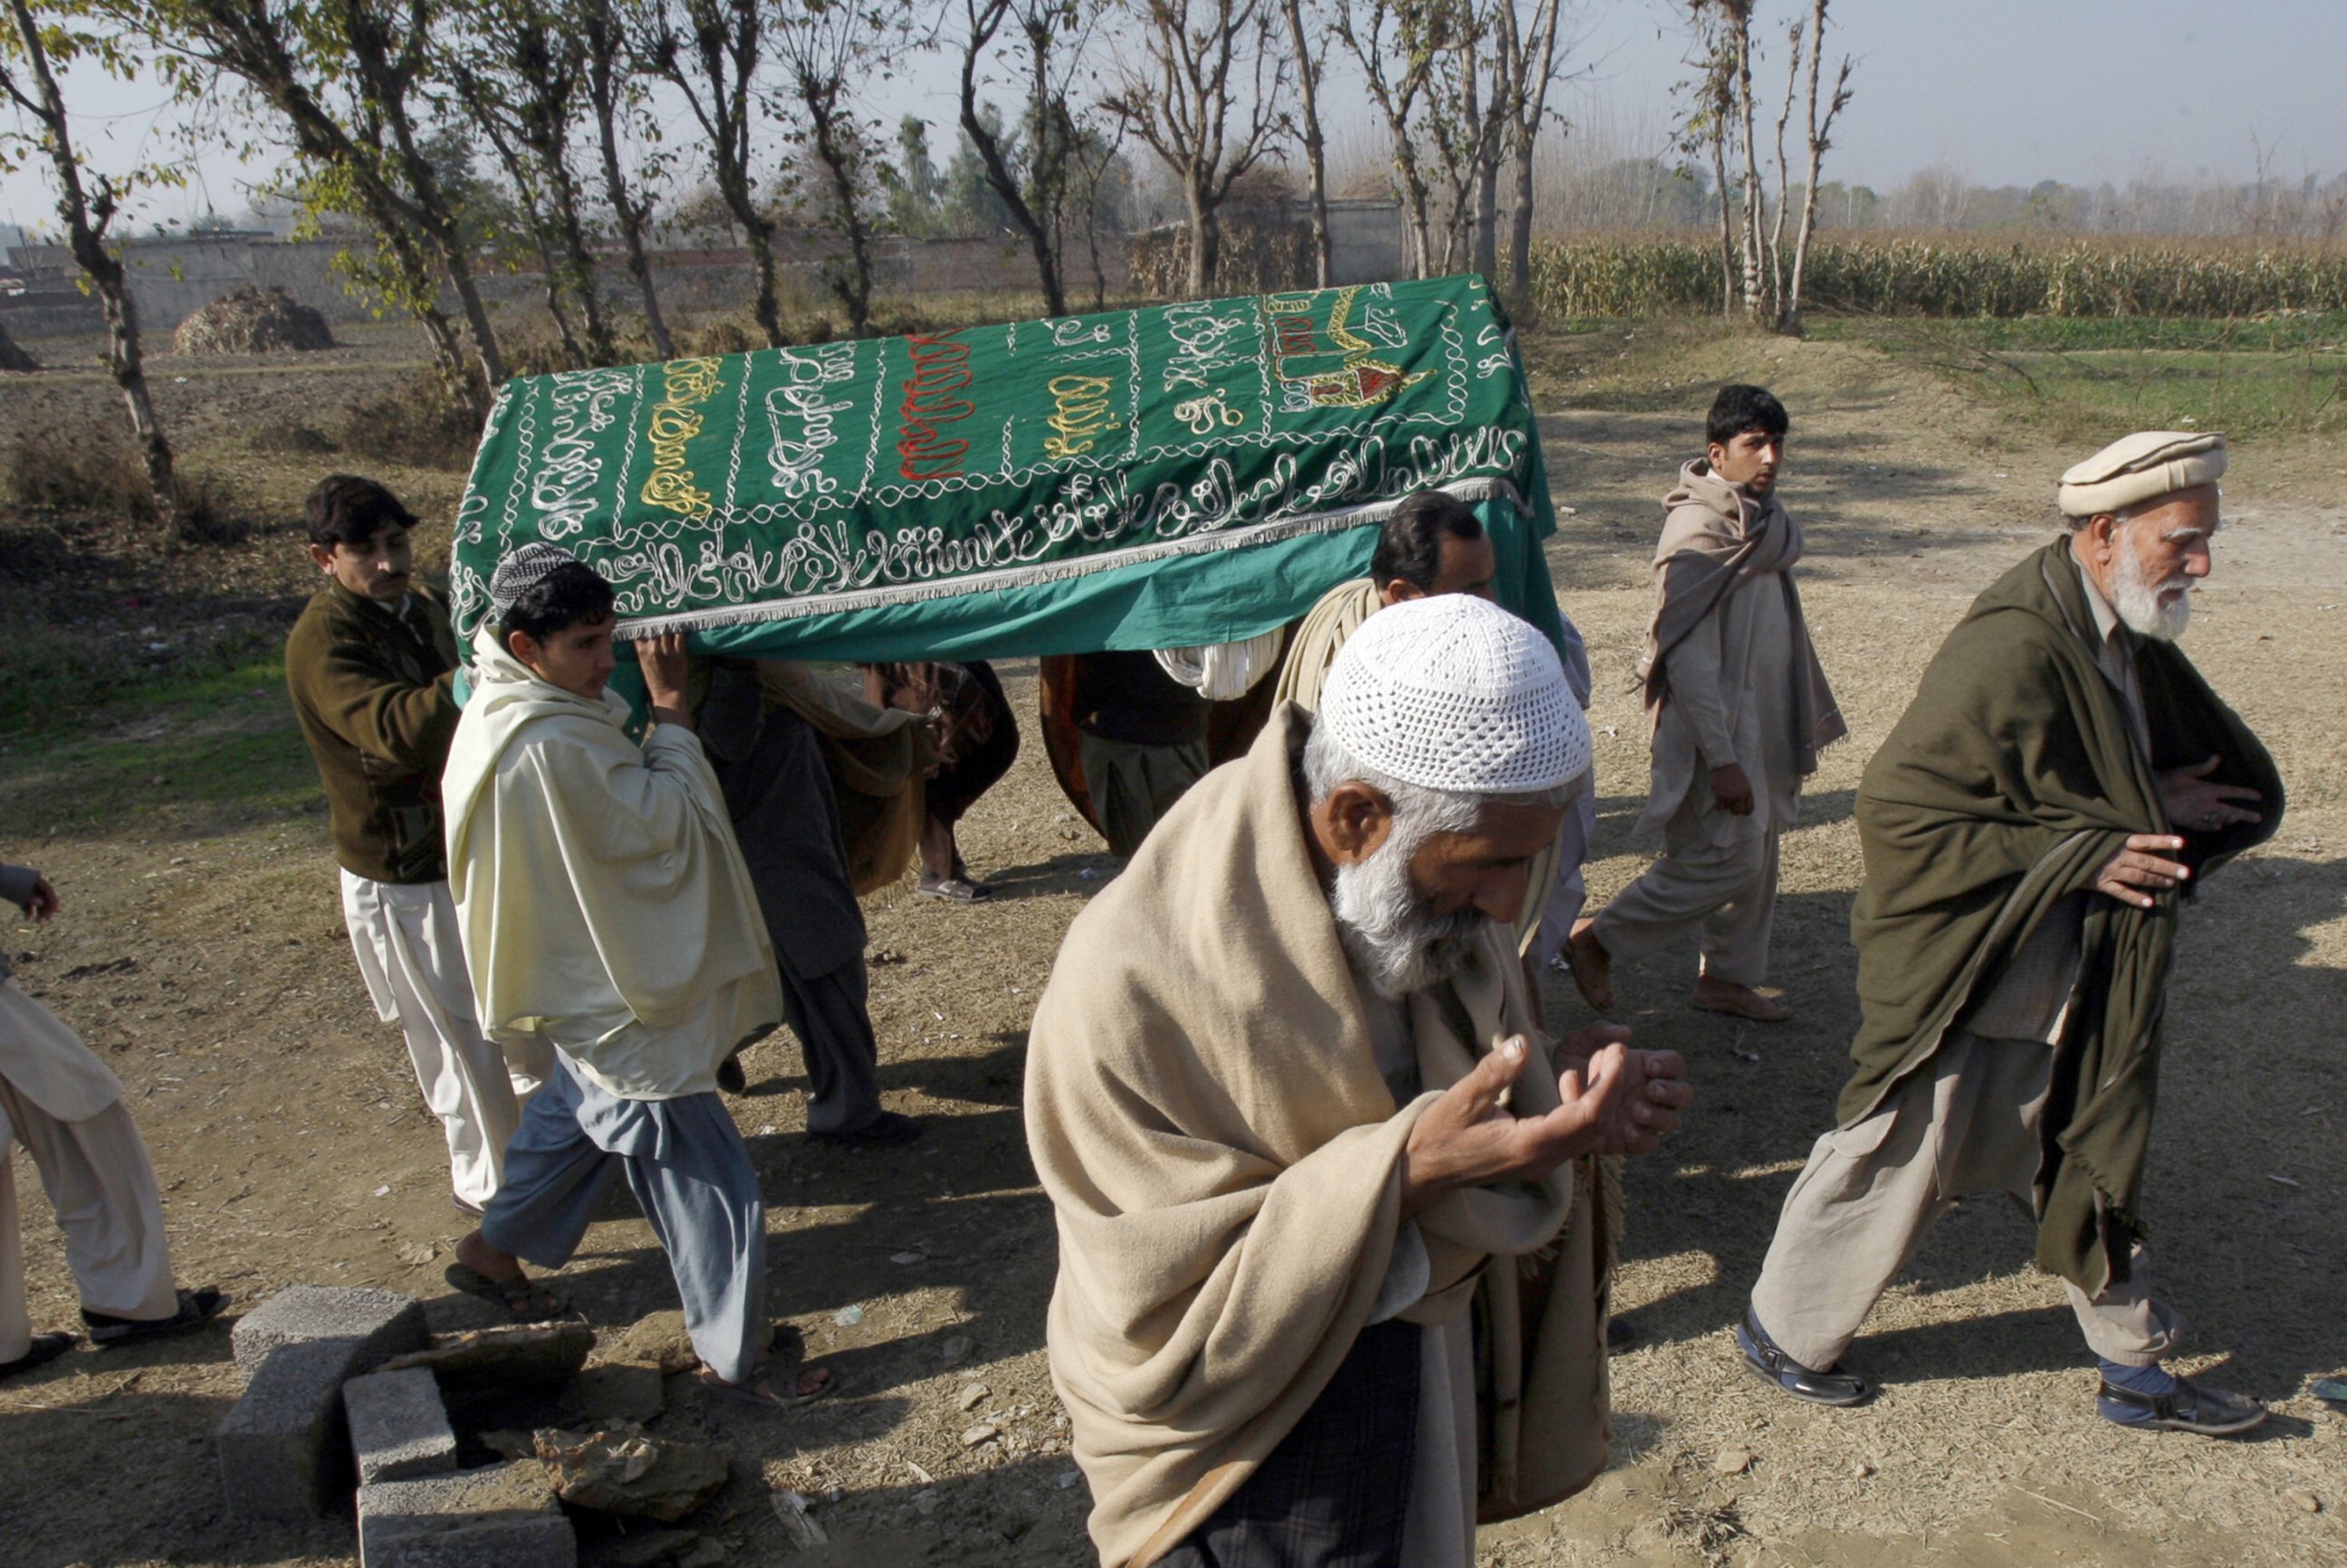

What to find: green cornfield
left=1528, top=234, right=2347, bottom=320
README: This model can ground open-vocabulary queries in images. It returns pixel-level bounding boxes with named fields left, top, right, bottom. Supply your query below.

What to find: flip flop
left=83, top=1287, right=228, bottom=1348
left=696, top=1362, right=838, bottom=1409
left=444, top=1263, right=570, bottom=1323
left=915, top=875, right=993, bottom=903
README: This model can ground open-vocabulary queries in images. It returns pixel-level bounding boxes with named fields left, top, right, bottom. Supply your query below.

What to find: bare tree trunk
left=1780, top=0, right=1852, bottom=337
left=1731, top=10, right=1764, bottom=318
left=807, top=100, right=875, bottom=335
left=742, top=211, right=785, bottom=347
left=1505, top=143, right=1537, bottom=308
left=582, top=5, right=675, bottom=358
left=958, top=0, right=1067, bottom=318
left=3, top=0, right=179, bottom=531
left=603, top=136, right=677, bottom=356
left=538, top=236, right=587, bottom=364
left=1279, top=0, right=1332, bottom=287
left=1184, top=172, right=1218, bottom=294
left=1767, top=20, right=1800, bottom=320
left=438, top=258, right=510, bottom=384
left=1710, top=114, right=1734, bottom=316
left=105, top=284, right=181, bottom=531
left=545, top=166, right=615, bottom=364
left=372, top=220, right=475, bottom=398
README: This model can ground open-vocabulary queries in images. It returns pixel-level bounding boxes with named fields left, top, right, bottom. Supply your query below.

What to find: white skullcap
left=2057, top=430, right=2226, bottom=517
left=1319, top=595, right=1589, bottom=795
left=488, top=541, right=586, bottom=618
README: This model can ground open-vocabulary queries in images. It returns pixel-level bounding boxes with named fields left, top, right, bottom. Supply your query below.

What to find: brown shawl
left=1640, top=459, right=1844, bottom=773
left=753, top=662, right=934, bottom=894
left=1026, top=706, right=1608, bottom=1567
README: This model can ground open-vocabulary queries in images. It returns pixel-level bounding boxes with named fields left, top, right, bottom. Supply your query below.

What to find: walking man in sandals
left=1566, top=385, right=1843, bottom=1024
left=1, top=861, right=224, bottom=1379
left=438, top=546, right=829, bottom=1409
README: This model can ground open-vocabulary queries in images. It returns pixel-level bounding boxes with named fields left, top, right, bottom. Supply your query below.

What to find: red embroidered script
left=896, top=332, right=974, bottom=481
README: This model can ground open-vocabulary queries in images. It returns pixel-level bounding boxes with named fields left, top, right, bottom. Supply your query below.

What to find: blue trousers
left=481, top=1054, right=770, bottom=1383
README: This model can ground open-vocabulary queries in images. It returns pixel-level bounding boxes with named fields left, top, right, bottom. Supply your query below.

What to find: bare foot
left=1564, top=919, right=1615, bottom=1011
left=1690, top=977, right=1792, bottom=1023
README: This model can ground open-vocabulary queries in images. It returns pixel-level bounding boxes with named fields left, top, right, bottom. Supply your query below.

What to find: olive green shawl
left=1839, top=538, right=2281, bottom=1295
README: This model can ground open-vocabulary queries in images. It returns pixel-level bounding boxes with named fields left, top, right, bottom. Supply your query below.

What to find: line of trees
left=4, top=0, right=1596, bottom=534
left=1677, top=0, right=1853, bottom=335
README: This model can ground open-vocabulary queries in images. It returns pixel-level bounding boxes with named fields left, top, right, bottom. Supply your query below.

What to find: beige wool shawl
left=1026, top=706, right=1609, bottom=1567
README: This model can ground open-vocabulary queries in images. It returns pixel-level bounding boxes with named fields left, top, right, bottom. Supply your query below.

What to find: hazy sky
left=4, top=0, right=2342, bottom=232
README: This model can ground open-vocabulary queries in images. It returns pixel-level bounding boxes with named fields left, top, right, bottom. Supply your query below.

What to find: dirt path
left=0, top=321, right=2341, bottom=1567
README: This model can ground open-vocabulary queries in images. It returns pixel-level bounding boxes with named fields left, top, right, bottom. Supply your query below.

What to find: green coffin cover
left=450, top=273, right=1566, bottom=664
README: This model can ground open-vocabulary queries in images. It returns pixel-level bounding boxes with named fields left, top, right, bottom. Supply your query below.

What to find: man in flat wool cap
left=1739, top=431, right=2283, bottom=1436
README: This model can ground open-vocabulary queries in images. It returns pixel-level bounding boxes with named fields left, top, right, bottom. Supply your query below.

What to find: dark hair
left=1705, top=384, right=1789, bottom=448
left=1370, top=491, right=1485, bottom=591
left=499, top=562, right=617, bottom=649
left=304, top=473, right=417, bottom=550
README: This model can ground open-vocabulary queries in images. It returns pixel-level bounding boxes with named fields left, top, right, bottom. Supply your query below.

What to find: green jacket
left=1841, top=539, right=2281, bottom=1296
left=285, top=581, right=462, bottom=884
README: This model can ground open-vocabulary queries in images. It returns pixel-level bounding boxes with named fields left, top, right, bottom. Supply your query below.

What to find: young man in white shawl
left=1028, top=595, right=1692, bottom=1568
left=439, top=545, right=828, bottom=1406
left=1566, top=384, right=1844, bottom=1025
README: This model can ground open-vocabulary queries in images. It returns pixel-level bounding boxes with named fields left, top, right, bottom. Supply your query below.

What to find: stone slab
left=346, top=1367, right=459, bottom=1486
left=217, top=1336, right=365, bottom=1520
left=233, top=1286, right=428, bottom=1380
left=217, top=1288, right=427, bottom=1520
left=358, top=1459, right=576, bottom=1568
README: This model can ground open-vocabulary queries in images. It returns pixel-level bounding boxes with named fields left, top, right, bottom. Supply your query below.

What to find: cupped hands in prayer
left=1399, top=1026, right=1691, bottom=1215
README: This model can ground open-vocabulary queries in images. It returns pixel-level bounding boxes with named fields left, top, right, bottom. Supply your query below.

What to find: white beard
left=2111, top=531, right=2193, bottom=641
left=1330, top=824, right=1487, bottom=1000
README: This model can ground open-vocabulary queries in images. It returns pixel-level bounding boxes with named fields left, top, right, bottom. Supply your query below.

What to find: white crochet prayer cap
left=1319, top=595, right=1589, bottom=795
left=2058, top=431, right=2226, bottom=517
left=488, top=541, right=584, bottom=619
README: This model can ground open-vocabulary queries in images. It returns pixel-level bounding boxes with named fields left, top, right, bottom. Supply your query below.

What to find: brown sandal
left=444, top=1263, right=569, bottom=1322
left=696, top=1362, right=837, bottom=1408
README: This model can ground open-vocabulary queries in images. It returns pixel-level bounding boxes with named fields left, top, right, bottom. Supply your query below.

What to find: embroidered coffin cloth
left=448, top=276, right=1567, bottom=665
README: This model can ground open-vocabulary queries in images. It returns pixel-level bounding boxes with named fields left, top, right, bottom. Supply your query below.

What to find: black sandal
left=0, top=1331, right=77, bottom=1379
left=82, top=1286, right=227, bottom=1348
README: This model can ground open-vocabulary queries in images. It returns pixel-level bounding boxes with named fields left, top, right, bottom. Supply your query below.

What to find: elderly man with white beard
left=1739, top=432, right=2284, bottom=1437
left=1026, top=594, right=1692, bottom=1568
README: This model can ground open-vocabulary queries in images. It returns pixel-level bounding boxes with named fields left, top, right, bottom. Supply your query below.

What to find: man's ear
left=2080, top=512, right=2122, bottom=563
left=307, top=541, right=338, bottom=574
left=1317, top=780, right=1395, bottom=866
left=506, top=627, right=543, bottom=670
left=1381, top=579, right=1424, bottom=606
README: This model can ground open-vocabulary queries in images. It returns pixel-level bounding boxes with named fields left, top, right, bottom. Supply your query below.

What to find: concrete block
left=232, top=1286, right=427, bottom=1380
left=358, top=1460, right=576, bottom=1568
left=217, top=1336, right=363, bottom=1520
left=346, top=1367, right=459, bottom=1485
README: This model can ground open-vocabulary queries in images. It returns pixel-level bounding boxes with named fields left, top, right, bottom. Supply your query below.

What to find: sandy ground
left=0, top=318, right=2341, bottom=1567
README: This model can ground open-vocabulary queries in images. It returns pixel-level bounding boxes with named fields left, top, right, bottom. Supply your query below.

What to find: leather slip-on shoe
left=2099, top=1377, right=2268, bottom=1437
left=1736, top=1307, right=1872, bottom=1407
